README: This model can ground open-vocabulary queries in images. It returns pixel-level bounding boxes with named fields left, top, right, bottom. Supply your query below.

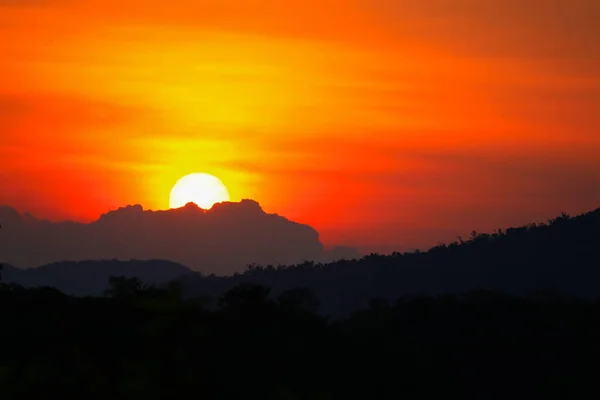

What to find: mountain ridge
left=0, top=199, right=359, bottom=274
left=3, top=206, right=600, bottom=316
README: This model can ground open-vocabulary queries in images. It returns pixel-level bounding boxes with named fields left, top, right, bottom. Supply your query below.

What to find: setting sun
left=169, top=173, right=231, bottom=210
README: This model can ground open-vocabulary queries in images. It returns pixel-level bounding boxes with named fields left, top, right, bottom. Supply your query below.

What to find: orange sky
left=1, top=0, right=599, bottom=252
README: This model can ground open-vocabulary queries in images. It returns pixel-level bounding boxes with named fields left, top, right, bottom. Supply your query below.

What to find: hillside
left=1, top=259, right=194, bottom=297
left=0, top=200, right=344, bottom=274
left=178, top=208, right=600, bottom=315
left=2, top=207, right=600, bottom=315
left=2, top=207, right=600, bottom=398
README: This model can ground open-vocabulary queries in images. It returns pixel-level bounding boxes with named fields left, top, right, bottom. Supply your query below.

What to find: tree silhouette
left=104, top=276, right=148, bottom=299
left=218, top=283, right=272, bottom=310
left=0, top=208, right=599, bottom=397
left=0, top=223, right=3, bottom=282
left=278, top=287, right=320, bottom=314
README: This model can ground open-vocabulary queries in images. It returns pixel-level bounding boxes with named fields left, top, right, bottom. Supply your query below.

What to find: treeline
left=180, top=208, right=600, bottom=315
left=1, top=279, right=600, bottom=399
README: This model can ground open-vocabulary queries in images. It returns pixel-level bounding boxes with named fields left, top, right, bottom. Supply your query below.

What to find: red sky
left=1, top=0, right=599, bottom=253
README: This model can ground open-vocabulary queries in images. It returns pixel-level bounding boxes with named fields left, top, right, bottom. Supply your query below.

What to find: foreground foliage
left=1, top=281, right=599, bottom=399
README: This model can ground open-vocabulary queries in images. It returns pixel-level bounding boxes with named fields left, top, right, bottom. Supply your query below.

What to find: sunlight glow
left=169, top=173, right=230, bottom=209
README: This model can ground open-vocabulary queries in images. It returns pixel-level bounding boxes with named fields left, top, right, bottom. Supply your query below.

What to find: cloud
left=0, top=199, right=359, bottom=275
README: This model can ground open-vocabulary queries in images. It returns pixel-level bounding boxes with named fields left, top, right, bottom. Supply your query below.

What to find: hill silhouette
left=0, top=200, right=358, bottom=275
left=176, top=207, right=600, bottom=315
left=3, top=207, right=600, bottom=397
left=1, top=259, right=194, bottom=297
left=3, top=207, right=600, bottom=316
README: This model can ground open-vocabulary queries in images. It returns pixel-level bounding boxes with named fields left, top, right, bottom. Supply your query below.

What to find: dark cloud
left=0, top=199, right=359, bottom=275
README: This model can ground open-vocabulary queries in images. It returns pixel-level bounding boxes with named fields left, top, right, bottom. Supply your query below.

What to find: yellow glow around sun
left=169, top=173, right=231, bottom=209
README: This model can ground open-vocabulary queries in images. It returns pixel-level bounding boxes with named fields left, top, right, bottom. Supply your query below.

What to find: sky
left=1, top=0, right=599, bottom=253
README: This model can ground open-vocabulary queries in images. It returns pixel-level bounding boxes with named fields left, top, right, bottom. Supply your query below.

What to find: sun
left=169, top=173, right=231, bottom=210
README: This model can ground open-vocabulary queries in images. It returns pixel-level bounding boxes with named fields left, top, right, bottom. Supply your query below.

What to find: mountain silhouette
left=1, top=259, right=193, bottom=296
left=4, top=206, right=599, bottom=316
left=0, top=199, right=357, bottom=274
left=175, top=207, right=600, bottom=316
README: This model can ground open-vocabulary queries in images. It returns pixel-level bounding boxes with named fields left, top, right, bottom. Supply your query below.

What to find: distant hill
left=176, top=207, right=600, bottom=316
left=1, top=259, right=194, bottom=297
left=0, top=200, right=358, bottom=274
left=3, top=207, right=600, bottom=315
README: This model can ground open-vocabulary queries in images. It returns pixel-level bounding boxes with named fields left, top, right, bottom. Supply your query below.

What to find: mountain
left=0, top=199, right=349, bottom=275
left=1, top=259, right=194, bottom=297
left=175, top=207, right=600, bottom=315
left=3, top=207, right=600, bottom=316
